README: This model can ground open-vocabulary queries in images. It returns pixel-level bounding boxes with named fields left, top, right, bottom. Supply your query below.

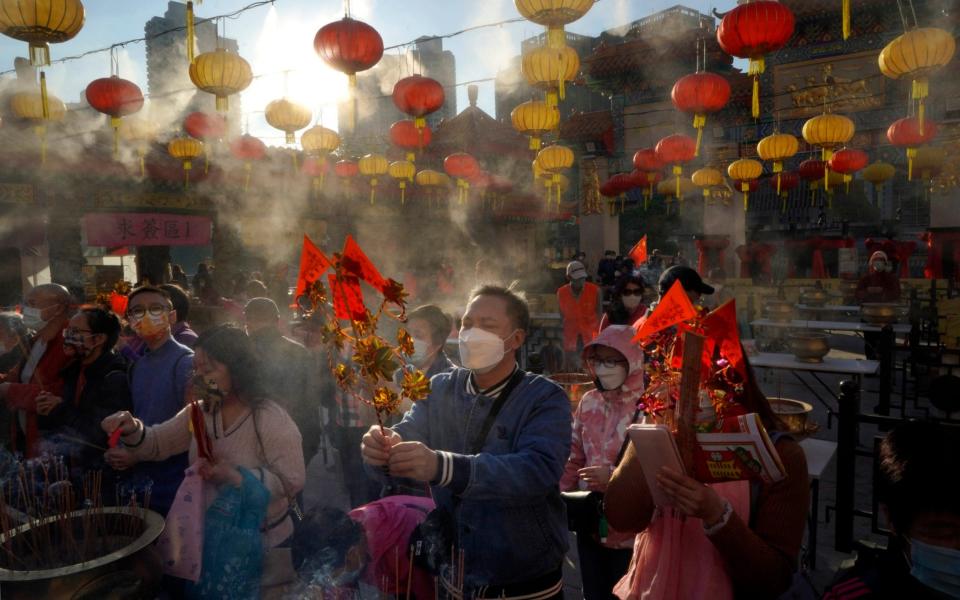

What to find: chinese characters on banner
left=82, top=213, right=212, bottom=247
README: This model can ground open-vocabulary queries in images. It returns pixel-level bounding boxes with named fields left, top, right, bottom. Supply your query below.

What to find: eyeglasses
left=621, top=289, right=643, bottom=297
left=64, top=328, right=92, bottom=337
left=126, top=304, right=169, bottom=319
left=587, top=357, right=626, bottom=369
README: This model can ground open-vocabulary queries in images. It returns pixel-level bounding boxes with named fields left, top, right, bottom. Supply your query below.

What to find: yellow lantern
left=536, top=144, right=574, bottom=209
left=511, top=100, right=560, bottom=151
left=189, top=48, right=253, bottom=112
left=803, top=112, right=854, bottom=190
left=416, top=169, right=450, bottom=208
left=168, top=137, right=204, bottom=188
left=301, top=125, right=340, bottom=188
left=521, top=44, right=580, bottom=107
left=727, top=158, right=763, bottom=211
left=0, top=0, right=84, bottom=66
left=862, top=161, right=895, bottom=204
left=879, top=28, right=955, bottom=135
left=388, top=160, right=416, bottom=204
left=119, top=116, right=157, bottom=177
left=692, top=167, right=724, bottom=198
left=265, top=98, right=312, bottom=145
left=11, top=87, right=65, bottom=165
left=757, top=132, right=799, bottom=193
left=515, top=0, right=593, bottom=48
left=358, top=153, right=389, bottom=204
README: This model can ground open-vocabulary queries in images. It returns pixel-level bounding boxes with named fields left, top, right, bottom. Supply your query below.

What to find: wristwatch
left=703, top=499, right=733, bottom=536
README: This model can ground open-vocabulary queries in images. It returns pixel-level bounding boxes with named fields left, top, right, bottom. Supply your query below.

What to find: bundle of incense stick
left=0, top=456, right=150, bottom=570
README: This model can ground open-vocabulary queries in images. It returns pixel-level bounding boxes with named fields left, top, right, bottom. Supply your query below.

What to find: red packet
left=693, top=413, right=786, bottom=484
left=108, top=428, right=123, bottom=448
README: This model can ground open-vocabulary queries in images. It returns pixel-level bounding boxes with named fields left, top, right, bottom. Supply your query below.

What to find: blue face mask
left=910, top=538, right=960, bottom=597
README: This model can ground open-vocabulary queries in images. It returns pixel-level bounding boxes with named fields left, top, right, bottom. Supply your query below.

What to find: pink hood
left=582, top=324, right=645, bottom=397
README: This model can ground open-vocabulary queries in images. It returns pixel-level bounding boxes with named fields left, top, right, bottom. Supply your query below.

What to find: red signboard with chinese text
left=82, top=213, right=212, bottom=247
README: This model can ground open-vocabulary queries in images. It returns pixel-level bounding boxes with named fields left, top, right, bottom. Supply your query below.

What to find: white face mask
left=621, top=295, right=642, bottom=311
left=22, top=306, right=48, bottom=331
left=592, top=363, right=627, bottom=391
left=410, top=338, right=431, bottom=365
left=459, top=327, right=513, bottom=374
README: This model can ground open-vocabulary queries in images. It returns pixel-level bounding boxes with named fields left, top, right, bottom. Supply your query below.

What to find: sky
left=0, top=0, right=738, bottom=145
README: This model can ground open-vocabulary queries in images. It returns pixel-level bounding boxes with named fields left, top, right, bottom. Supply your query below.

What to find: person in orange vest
left=557, top=261, right=602, bottom=371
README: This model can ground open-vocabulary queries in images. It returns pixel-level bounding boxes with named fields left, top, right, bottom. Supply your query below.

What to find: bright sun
left=244, top=6, right=349, bottom=146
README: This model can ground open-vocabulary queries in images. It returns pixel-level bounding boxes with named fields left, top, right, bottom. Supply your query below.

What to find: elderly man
left=362, top=285, right=571, bottom=598
left=0, top=284, right=73, bottom=456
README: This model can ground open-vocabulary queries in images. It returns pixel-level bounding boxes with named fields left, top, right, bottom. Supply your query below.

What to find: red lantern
left=230, top=134, right=267, bottom=190
left=798, top=159, right=827, bottom=182
left=389, top=120, right=432, bottom=161
left=632, top=148, right=663, bottom=172
left=314, top=17, right=384, bottom=87
left=655, top=134, right=697, bottom=197
left=767, top=171, right=800, bottom=193
left=444, top=152, right=480, bottom=203
left=671, top=72, right=731, bottom=155
left=887, top=117, right=939, bottom=180
left=184, top=112, right=227, bottom=141
left=629, top=169, right=662, bottom=210
left=392, top=75, right=445, bottom=129
left=717, top=1, right=795, bottom=119
left=85, top=76, right=145, bottom=157
left=828, top=148, right=869, bottom=175
left=334, top=159, right=359, bottom=178
left=302, top=157, right=329, bottom=195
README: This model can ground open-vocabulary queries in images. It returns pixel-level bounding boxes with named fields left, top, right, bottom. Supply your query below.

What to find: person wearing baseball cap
left=558, top=261, right=602, bottom=370
left=657, top=265, right=715, bottom=306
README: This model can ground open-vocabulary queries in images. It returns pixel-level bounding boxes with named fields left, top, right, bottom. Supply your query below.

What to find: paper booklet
left=694, top=413, right=787, bottom=484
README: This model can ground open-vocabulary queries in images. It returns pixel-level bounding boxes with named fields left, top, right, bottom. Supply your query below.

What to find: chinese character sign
left=83, top=213, right=212, bottom=247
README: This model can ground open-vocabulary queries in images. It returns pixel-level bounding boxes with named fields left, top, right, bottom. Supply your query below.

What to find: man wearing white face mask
left=361, top=285, right=572, bottom=598
left=561, top=325, right=644, bottom=600
left=0, top=284, right=73, bottom=457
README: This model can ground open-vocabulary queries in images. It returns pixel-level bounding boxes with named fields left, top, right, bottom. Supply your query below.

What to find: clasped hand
left=655, top=467, right=727, bottom=526
left=361, top=425, right=439, bottom=482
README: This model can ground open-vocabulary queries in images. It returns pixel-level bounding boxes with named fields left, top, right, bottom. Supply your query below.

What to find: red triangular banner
left=701, top=299, right=746, bottom=377
left=633, top=279, right=697, bottom=342
left=629, top=235, right=648, bottom=265
left=329, top=273, right=366, bottom=322
left=341, top=235, right=387, bottom=293
left=293, top=234, right=332, bottom=302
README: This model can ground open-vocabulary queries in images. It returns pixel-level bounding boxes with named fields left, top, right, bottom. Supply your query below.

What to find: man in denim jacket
left=362, top=285, right=572, bottom=599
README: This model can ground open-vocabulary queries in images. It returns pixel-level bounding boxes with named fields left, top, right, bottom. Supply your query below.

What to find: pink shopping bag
left=156, top=462, right=205, bottom=582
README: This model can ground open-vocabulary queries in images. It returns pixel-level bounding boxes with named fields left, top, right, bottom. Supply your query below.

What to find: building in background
left=339, top=36, right=456, bottom=151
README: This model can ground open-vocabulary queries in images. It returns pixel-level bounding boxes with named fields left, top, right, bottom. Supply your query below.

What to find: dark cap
left=658, top=265, right=714, bottom=297
left=244, top=297, right=280, bottom=319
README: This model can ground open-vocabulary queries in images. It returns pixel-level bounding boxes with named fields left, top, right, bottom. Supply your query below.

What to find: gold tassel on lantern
left=370, top=178, right=377, bottom=204
left=741, top=182, right=750, bottom=212
left=110, top=117, right=121, bottom=158
left=40, top=72, right=50, bottom=120
left=748, top=58, right=764, bottom=119
left=399, top=181, right=407, bottom=205
left=907, top=148, right=916, bottom=181
left=243, top=162, right=252, bottom=191
left=186, top=1, right=196, bottom=64
left=693, top=114, right=706, bottom=156
left=913, top=78, right=929, bottom=135
left=184, top=160, right=193, bottom=189
left=842, top=0, right=851, bottom=40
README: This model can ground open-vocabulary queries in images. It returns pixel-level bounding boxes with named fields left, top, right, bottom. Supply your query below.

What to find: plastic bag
left=186, top=467, right=270, bottom=600
left=157, top=462, right=205, bottom=582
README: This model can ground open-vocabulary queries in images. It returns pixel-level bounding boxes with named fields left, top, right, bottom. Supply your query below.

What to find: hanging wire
left=895, top=0, right=910, bottom=32
left=907, top=0, right=919, bottom=28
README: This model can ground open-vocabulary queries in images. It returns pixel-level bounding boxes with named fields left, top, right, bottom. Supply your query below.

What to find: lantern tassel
left=204, top=148, right=209, bottom=174
left=547, top=90, right=558, bottom=109
left=40, top=72, right=50, bottom=120
left=777, top=172, right=782, bottom=195
left=184, top=160, right=193, bottom=189
left=748, top=58, right=764, bottom=119
left=29, top=42, right=50, bottom=67
left=111, top=117, right=121, bottom=159
left=400, top=182, right=406, bottom=205
left=913, top=78, right=929, bottom=136
left=530, top=136, right=541, bottom=151
left=824, top=166, right=830, bottom=192
left=370, top=178, right=377, bottom=205
left=693, top=114, right=705, bottom=156
left=842, top=0, right=851, bottom=40
left=186, top=1, right=196, bottom=64
left=243, top=162, right=252, bottom=191
left=742, top=183, right=750, bottom=212
left=907, top=148, right=916, bottom=181
left=559, top=73, right=565, bottom=101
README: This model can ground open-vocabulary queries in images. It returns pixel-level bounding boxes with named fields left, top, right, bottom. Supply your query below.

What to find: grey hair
left=0, top=312, right=29, bottom=339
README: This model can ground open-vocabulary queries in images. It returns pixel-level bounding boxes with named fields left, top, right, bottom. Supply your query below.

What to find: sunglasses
left=621, top=289, right=643, bottom=297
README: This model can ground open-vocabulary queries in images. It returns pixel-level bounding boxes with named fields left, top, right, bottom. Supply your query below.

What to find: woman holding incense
left=36, top=306, right=131, bottom=474
left=102, top=324, right=305, bottom=594
left=603, top=362, right=809, bottom=600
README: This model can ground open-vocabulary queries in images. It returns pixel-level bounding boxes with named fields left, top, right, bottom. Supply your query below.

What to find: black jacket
left=41, top=350, right=132, bottom=469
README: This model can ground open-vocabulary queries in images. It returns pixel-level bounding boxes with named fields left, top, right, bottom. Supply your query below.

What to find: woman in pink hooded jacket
left=561, top=324, right=644, bottom=600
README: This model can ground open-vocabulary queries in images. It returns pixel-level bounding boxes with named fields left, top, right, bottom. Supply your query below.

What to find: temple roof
left=427, top=85, right=529, bottom=161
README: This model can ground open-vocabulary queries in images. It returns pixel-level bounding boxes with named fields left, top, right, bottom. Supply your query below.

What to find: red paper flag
left=629, top=235, right=648, bottom=265
left=109, top=292, right=128, bottom=317
left=702, top=299, right=746, bottom=377
left=341, top=235, right=387, bottom=293
left=633, top=280, right=697, bottom=342
left=329, top=274, right=367, bottom=322
left=293, top=234, right=332, bottom=302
